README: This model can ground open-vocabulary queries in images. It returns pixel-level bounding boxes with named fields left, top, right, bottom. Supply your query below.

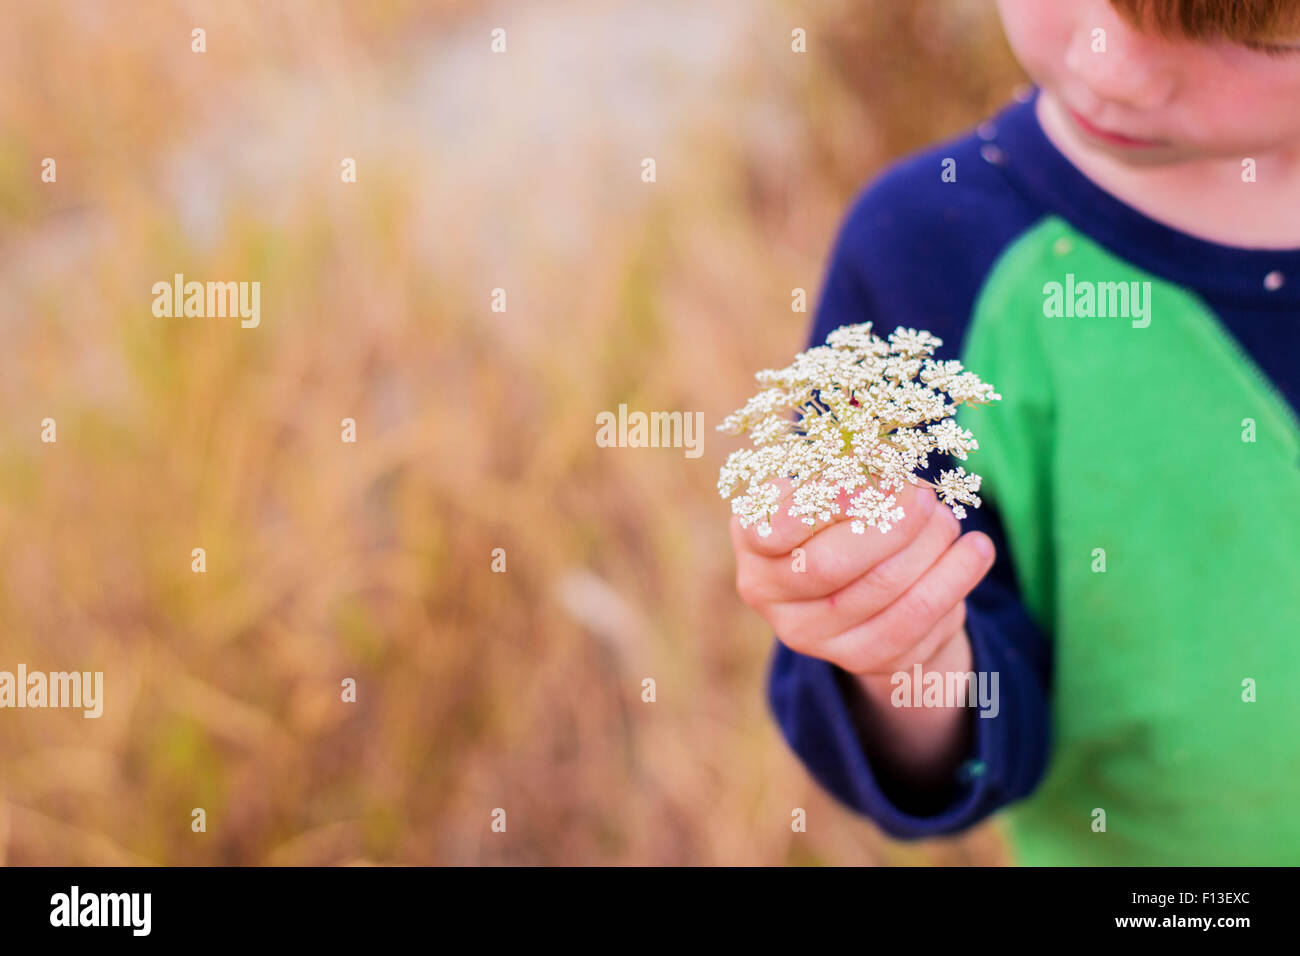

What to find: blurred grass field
left=0, top=0, right=1025, bottom=864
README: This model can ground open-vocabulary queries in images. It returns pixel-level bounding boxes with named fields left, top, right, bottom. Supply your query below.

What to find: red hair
left=1111, top=0, right=1300, bottom=40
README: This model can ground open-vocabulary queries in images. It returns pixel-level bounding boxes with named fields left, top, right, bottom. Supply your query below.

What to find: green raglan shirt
left=769, top=90, right=1300, bottom=865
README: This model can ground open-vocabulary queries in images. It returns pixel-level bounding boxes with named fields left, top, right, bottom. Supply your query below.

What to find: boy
left=731, top=0, right=1300, bottom=864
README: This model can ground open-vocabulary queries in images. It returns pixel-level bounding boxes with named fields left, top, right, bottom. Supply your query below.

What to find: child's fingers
left=740, top=483, right=936, bottom=601
left=777, top=485, right=941, bottom=602
left=896, top=599, right=970, bottom=677
left=730, top=478, right=842, bottom=558
left=764, top=499, right=959, bottom=642
left=824, top=530, right=996, bottom=675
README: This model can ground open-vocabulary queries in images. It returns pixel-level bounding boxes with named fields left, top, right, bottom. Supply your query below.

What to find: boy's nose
left=1064, top=7, right=1178, bottom=111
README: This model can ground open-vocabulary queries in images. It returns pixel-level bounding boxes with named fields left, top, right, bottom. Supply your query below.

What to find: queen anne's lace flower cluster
left=717, top=323, right=1000, bottom=537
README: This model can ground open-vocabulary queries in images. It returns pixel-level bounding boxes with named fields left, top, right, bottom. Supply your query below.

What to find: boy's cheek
left=1169, top=88, right=1300, bottom=157
left=994, top=0, right=1071, bottom=86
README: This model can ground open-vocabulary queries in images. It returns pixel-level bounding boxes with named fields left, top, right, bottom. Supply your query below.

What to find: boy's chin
left=1039, top=91, right=1212, bottom=168
left=1080, top=136, right=1271, bottom=169
left=1080, top=139, right=1201, bottom=167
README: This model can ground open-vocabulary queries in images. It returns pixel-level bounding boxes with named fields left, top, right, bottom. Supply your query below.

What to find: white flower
left=926, top=417, right=977, bottom=460
left=887, top=327, right=943, bottom=358
left=718, top=322, right=1000, bottom=534
left=934, top=466, right=984, bottom=520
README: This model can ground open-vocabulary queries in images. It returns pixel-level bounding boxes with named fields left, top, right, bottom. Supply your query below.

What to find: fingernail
left=971, top=533, right=994, bottom=559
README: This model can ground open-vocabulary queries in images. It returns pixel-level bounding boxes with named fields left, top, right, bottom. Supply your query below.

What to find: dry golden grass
left=0, top=0, right=1022, bottom=864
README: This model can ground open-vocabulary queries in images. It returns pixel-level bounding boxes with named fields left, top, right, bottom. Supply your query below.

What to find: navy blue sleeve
left=765, top=131, right=1054, bottom=837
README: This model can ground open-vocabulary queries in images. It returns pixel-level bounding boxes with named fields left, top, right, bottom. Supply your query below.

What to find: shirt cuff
left=768, top=608, right=1010, bottom=839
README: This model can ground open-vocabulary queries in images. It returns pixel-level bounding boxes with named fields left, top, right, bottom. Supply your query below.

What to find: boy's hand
left=731, top=477, right=997, bottom=785
left=730, top=478, right=996, bottom=677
